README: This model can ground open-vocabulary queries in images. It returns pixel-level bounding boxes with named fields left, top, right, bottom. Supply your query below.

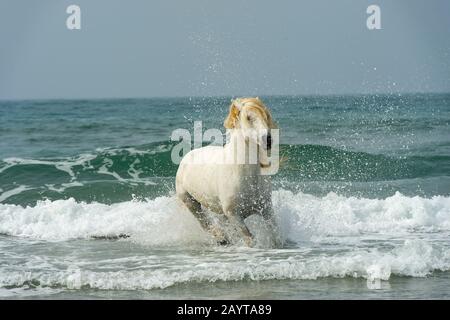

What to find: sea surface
left=0, top=94, right=449, bottom=299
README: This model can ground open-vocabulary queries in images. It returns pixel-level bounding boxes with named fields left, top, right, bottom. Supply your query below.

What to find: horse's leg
left=178, top=192, right=229, bottom=245
left=223, top=208, right=254, bottom=247
left=261, top=206, right=282, bottom=247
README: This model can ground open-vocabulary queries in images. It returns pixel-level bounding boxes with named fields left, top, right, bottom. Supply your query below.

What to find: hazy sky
left=1, top=0, right=449, bottom=99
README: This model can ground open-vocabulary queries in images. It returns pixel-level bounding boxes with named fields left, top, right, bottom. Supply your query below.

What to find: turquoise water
left=0, top=94, right=449, bottom=299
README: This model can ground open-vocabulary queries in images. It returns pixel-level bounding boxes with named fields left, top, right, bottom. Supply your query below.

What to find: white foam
left=45, top=181, right=84, bottom=193
left=95, top=144, right=171, bottom=156
left=126, top=158, right=156, bottom=185
left=274, top=190, right=450, bottom=241
left=0, top=191, right=450, bottom=289
left=1, top=154, right=157, bottom=187
left=0, top=162, right=15, bottom=174
left=0, top=185, right=31, bottom=203
left=0, top=240, right=448, bottom=290
left=0, top=196, right=209, bottom=244
left=0, top=190, right=449, bottom=243
left=98, top=158, right=127, bottom=182
left=2, top=154, right=97, bottom=180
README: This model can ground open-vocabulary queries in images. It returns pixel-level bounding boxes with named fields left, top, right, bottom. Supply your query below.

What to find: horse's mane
left=224, top=97, right=277, bottom=129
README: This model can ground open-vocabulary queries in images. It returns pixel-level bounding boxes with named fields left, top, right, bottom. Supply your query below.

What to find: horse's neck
left=226, top=131, right=261, bottom=176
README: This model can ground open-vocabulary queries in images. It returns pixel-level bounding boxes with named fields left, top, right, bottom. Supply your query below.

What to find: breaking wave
left=0, top=190, right=449, bottom=290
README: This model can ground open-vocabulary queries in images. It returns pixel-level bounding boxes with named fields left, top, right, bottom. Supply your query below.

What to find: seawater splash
left=2, top=190, right=449, bottom=290
left=0, top=95, right=450, bottom=297
left=1, top=191, right=449, bottom=242
left=274, top=190, right=450, bottom=238
left=0, top=240, right=448, bottom=291
left=0, top=196, right=208, bottom=245
left=1, top=142, right=449, bottom=205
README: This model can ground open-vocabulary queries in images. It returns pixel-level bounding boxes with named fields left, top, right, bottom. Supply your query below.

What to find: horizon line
left=1, top=91, right=450, bottom=102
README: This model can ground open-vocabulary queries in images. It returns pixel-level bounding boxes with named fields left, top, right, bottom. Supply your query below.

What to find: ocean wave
left=1, top=240, right=449, bottom=290
left=1, top=190, right=450, bottom=290
left=2, top=141, right=449, bottom=206
left=275, top=190, right=450, bottom=239
left=0, top=190, right=449, bottom=242
left=0, top=196, right=208, bottom=244
left=1, top=142, right=448, bottom=193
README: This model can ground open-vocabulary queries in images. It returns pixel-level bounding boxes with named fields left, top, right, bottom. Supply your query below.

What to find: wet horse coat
left=176, top=98, right=280, bottom=246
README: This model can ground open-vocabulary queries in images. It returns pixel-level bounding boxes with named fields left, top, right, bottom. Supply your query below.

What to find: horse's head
left=224, top=97, right=277, bottom=151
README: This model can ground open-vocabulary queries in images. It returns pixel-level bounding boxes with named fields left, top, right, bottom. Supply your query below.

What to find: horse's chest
left=233, top=176, right=271, bottom=215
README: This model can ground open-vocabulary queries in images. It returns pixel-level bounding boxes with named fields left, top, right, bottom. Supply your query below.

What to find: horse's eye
left=247, top=115, right=252, bottom=122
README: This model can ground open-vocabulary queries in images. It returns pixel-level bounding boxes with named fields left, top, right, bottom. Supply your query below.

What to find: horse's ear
left=224, top=101, right=240, bottom=129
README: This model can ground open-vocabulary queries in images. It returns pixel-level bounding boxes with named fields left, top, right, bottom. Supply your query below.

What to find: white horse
left=176, top=97, right=280, bottom=247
